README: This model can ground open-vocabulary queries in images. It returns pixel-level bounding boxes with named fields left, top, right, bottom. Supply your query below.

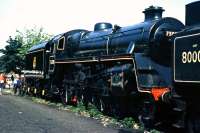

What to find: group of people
left=0, top=74, right=22, bottom=95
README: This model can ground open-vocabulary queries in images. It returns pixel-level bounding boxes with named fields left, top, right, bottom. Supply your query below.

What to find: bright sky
left=0, top=0, right=196, bottom=49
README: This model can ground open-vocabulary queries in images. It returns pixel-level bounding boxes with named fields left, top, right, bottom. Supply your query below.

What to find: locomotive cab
left=25, top=41, right=50, bottom=78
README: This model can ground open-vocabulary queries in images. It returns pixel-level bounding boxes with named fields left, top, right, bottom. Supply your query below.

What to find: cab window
left=57, top=37, right=65, bottom=50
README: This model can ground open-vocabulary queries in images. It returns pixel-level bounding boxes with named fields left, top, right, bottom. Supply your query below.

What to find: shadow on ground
left=118, top=128, right=143, bottom=133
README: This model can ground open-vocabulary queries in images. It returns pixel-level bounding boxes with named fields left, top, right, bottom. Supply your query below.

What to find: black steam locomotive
left=23, top=1, right=200, bottom=132
left=173, top=1, right=200, bottom=132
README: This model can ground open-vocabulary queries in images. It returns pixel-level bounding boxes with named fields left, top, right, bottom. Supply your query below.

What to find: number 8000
left=182, top=51, right=200, bottom=63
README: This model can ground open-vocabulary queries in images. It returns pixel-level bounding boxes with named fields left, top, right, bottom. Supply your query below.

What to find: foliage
left=16, top=27, right=52, bottom=59
left=0, top=36, right=23, bottom=73
left=0, top=27, right=52, bottom=73
left=119, top=117, right=137, bottom=128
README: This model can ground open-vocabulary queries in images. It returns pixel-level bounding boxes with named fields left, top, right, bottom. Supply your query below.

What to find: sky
left=0, top=0, right=196, bottom=49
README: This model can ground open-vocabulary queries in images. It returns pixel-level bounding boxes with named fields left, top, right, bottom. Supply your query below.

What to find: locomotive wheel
left=95, top=96, right=109, bottom=114
left=111, top=103, right=122, bottom=118
left=186, top=115, right=200, bottom=133
left=95, top=97, right=105, bottom=112
left=186, top=108, right=200, bottom=133
left=109, top=97, right=123, bottom=119
left=99, top=98, right=106, bottom=112
left=138, top=95, right=156, bottom=130
left=61, top=88, right=70, bottom=105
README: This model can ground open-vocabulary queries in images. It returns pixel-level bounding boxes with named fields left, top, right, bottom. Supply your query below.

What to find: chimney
left=143, top=6, right=164, bottom=21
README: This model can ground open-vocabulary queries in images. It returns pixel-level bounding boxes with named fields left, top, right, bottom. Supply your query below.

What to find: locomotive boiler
left=24, top=5, right=184, bottom=129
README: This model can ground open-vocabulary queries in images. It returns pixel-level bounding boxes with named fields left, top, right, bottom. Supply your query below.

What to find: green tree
left=0, top=27, right=52, bottom=73
left=16, top=27, right=52, bottom=59
left=0, top=36, right=23, bottom=73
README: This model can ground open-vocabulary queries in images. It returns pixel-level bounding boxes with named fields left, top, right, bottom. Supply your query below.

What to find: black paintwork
left=186, top=1, right=200, bottom=26
left=173, top=26, right=200, bottom=99
left=54, top=18, right=184, bottom=65
left=174, top=30, right=200, bottom=82
left=143, top=6, right=164, bottom=21
left=22, top=2, right=200, bottom=131
left=27, top=6, right=184, bottom=90
left=28, top=41, right=48, bottom=53
left=172, top=3, right=200, bottom=130
left=173, top=1, right=200, bottom=96
left=26, top=41, right=49, bottom=71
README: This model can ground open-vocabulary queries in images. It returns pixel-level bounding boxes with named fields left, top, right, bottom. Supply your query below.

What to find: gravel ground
left=0, top=90, right=142, bottom=133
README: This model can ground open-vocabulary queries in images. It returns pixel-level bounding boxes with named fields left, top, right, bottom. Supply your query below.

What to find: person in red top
left=0, top=74, right=5, bottom=95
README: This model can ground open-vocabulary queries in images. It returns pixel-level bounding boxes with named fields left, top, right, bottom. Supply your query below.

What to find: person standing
left=0, top=83, right=2, bottom=95
left=0, top=74, right=5, bottom=95
left=13, top=76, right=21, bottom=95
left=11, top=74, right=14, bottom=88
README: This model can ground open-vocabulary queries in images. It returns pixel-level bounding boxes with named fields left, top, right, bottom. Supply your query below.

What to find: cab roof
left=27, top=41, right=48, bottom=53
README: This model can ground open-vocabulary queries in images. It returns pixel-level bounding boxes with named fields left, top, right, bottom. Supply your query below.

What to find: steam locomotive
left=173, top=1, right=200, bottom=132
left=23, top=1, right=200, bottom=132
